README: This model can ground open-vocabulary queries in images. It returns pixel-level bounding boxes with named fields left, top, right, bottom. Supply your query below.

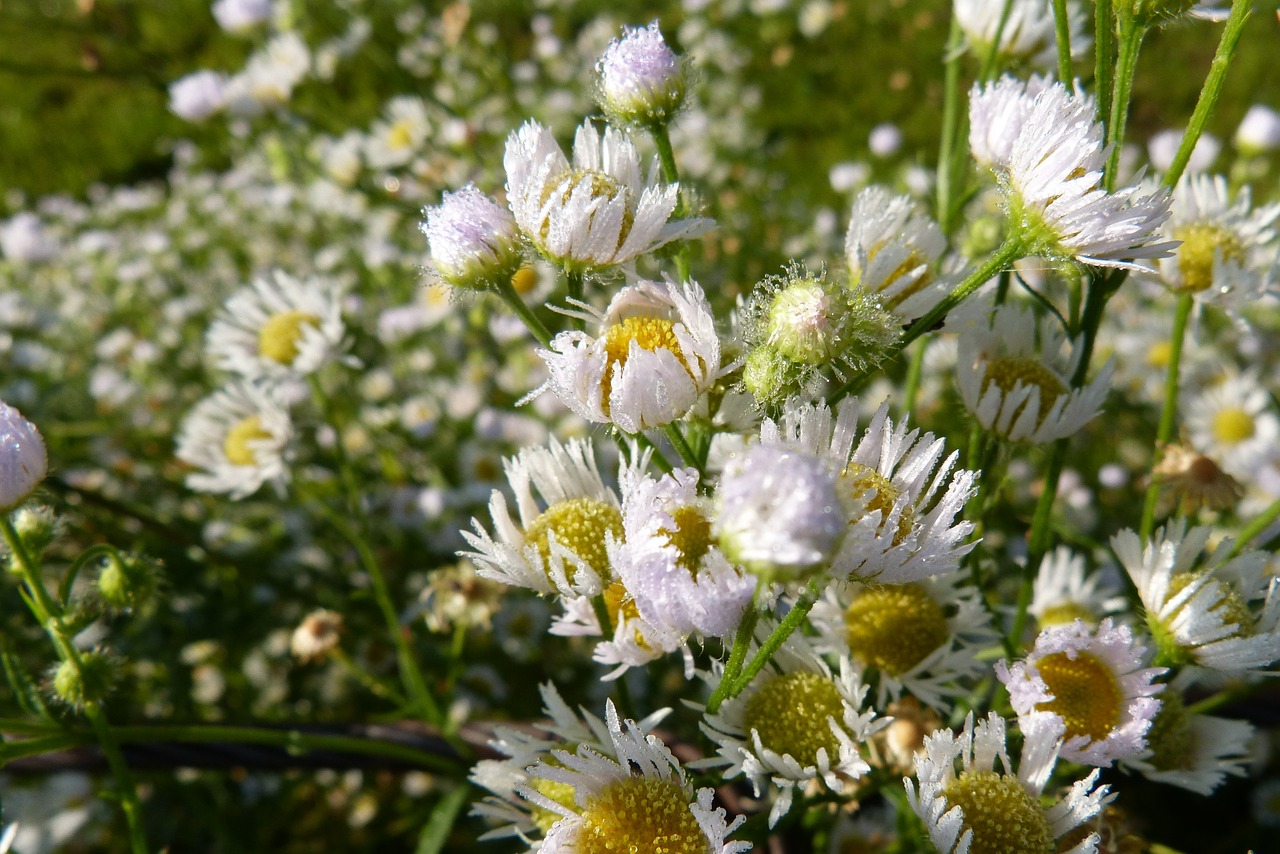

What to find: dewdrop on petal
left=0, top=401, right=48, bottom=512
left=596, top=21, right=687, bottom=126
left=714, top=443, right=844, bottom=581
left=422, top=184, right=524, bottom=291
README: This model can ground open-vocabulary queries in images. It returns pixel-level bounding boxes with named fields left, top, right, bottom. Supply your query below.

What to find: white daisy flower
left=954, top=0, right=1089, bottom=70
left=1184, top=371, right=1280, bottom=480
left=697, top=634, right=885, bottom=827
left=205, top=270, right=346, bottom=380
left=470, top=682, right=671, bottom=845
left=905, top=711, right=1109, bottom=854
left=364, top=96, right=431, bottom=171
left=1112, top=521, right=1280, bottom=681
left=212, top=0, right=273, bottom=32
left=169, top=70, right=228, bottom=122
left=998, top=618, right=1166, bottom=767
left=523, top=701, right=749, bottom=854
left=1029, top=545, right=1126, bottom=630
left=460, top=438, right=639, bottom=598
left=762, top=397, right=978, bottom=583
left=970, top=75, right=1176, bottom=269
left=534, top=278, right=721, bottom=433
left=951, top=296, right=1114, bottom=444
left=1148, top=173, right=1280, bottom=307
left=845, top=185, right=952, bottom=322
left=503, top=119, right=711, bottom=273
left=175, top=381, right=292, bottom=500
left=810, top=573, right=997, bottom=711
left=1119, top=677, right=1254, bottom=795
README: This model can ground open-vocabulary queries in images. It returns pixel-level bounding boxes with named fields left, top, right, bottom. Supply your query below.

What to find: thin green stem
left=58, top=543, right=123, bottom=606
left=1162, top=0, right=1252, bottom=189
left=1008, top=444, right=1067, bottom=650
left=1094, top=0, right=1115, bottom=138
left=648, top=122, right=692, bottom=282
left=935, top=11, right=966, bottom=235
left=1139, top=294, right=1194, bottom=540
left=979, top=0, right=1017, bottom=82
left=3, top=518, right=149, bottom=854
left=705, top=596, right=760, bottom=714
left=729, top=578, right=824, bottom=697
left=1105, top=20, right=1146, bottom=190
left=902, top=338, right=929, bottom=414
left=491, top=275, right=552, bottom=347
left=1051, top=0, right=1074, bottom=83
left=662, top=423, right=700, bottom=470
left=1228, top=497, right=1280, bottom=558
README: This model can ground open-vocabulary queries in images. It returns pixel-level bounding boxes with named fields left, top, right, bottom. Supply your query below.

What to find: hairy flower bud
left=422, top=185, right=524, bottom=290
left=596, top=21, right=687, bottom=126
left=52, top=650, right=115, bottom=709
left=98, top=553, right=161, bottom=611
left=0, top=401, right=47, bottom=513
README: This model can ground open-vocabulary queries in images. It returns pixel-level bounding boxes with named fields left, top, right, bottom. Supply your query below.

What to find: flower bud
left=12, top=505, right=56, bottom=555
left=98, top=552, right=160, bottom=611
left=596, top=21, right=687, bottom=126
left=0, top=401, right=47, bottom=512
left=741, top=344, right=805, bottom=409
left=421, top=185, right=524, bottom=290
left=52, top=649, right=115, bottom=709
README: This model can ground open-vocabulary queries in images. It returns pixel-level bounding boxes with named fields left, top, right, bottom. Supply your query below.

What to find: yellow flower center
left=1173, top=223, right=1246, bottom=293
left=743, top=672, right=846, bottom=766
left=841, top=463, right=913, bottom=544
left=541, top=168, right=634, bottom=251
left=530, top=777, right=578, bottom=835
left=658, top=505, right=714, bottom=575
left=259, top=310, right=321, bottom=366
left=387, top=119, right=416, bottom=151
left=843, top=583, right=948, bottom=676
left=1145, top=340, right=1173, bottom=369
left=940, top=770, right=1054, bottom=854
left=1145, top=691, right=1195, bottom=772
left=577, top=777, right=709, bottom=854
left=523, top=498, right=623, bottom=583
left=1211, top=406, right=1256, bottom=445
left=1167, top=571, right=1254, bottom=639
left=867, top=242, right=933, bottom=308
left=981, top=356, right=1068, bottom=427
left=1036, top=602, right=1097, bottom=629
left=1033, top=651, right=1122, bottom=742
left=600, top=315, right=693, bottom=410
left=223, top=415, right=271, bottom=466
left=511, top=266, right=540, bottom=295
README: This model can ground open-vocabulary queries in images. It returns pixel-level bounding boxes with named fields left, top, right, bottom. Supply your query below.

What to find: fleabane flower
left=470, top=682, right=673, bottom=845
left=460, top=438, right=640, bottom=598
left=205, top=270, right=346, bottom=380
left=596, top=20, right=688, bottom=126
left=0, top=400, right=48, bottom=511
left=1183, top=371, right=1280, bottom=480
left=169, top=70, right=228, bottom=122
left=698, top=634, right=886, bottom=827
left=1029, top=546, right=1126, bottom=630
left=175, top=381, right=292, bottom=500
left=905, top=711, right=1109, bottom=854
left=534, top=278, right=721, bottom=433
left=503, top=119, right=710, bottom=273
left=761, top=397, right=978, bottom=583
left=954, top=0, right=1089, bottom=70
left=1147, top=173, right=1280, bottom=308
left=364, top=96, right=430, bottom=170
left=810, top=573, right=997, bottom=710
left=422, top=184, right=524, bottom=291
left=1119, top=677, right=1254, bottom=795
left=845, top=185, right=952, bottom=322
left=522, top=700, right=749, bottom=854
left=971, top=75, right=1175, bottom=269
left=1113, top=521, right=1280, bottom=681
left=951, top=297, right=1114, bottom=444
left=998, top=618, right=1166, bottom=767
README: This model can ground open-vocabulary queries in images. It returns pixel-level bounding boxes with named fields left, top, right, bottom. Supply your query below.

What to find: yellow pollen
left=223, top=415, right=271, bottom=466
left=842, top=463, right=913, bottom=544
left=1211, top=407, right=1256, bottom=445
left=982, top=356, right=1068, bottom=426
left=540, top=168, right=634, bottom=250
left=523, top=498, right=623, bottom=583
left=577, top=777, right=709, bottom=854
left=387, top=119, right=415, bottom=151
left=743, top=672, right=846, bottom=767
left=258, top=310, right=320, bottom=365
left=600, top=315, right=692, bottom=410
left=530, top=777, right=578, bottom=835
left=1033, top=651, right=1122, bottom=742
left=1145, top=691, right=1195, bottom=772
left=941, top=771, right=1054, bottom=854
left=1167, top=571, right=1254, bottom=639
left=658, top=505, right=714, bottom=575
left=1037, top=602, right=1097, bottom=628
left=1173, top=223, right=1246, bottom=293
left=602, top=579, right=642, bottom=631
left=511, top=266, right=539, bottom=294
left=843, top=583, right=948, bottom=675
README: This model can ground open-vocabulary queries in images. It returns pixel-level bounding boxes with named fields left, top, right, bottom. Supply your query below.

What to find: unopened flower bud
left=98, top=553, right=160, bottom=611
left=596, top=21, right=687, bottom=126
left=422, top=185, right=524, bottom=290
left=12, top=505, right=56, bottom=555
left=741, top=345, right=807, bottom=409
left=52, top=649, right=115, bottom=709
left=291, top=609, right=344, bottom=662
left=0, top=401, right=47, bottom=513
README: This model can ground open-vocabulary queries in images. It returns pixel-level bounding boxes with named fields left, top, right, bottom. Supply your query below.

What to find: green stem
left=979, top=0, right=1017, bottom=82
left=1162, top=0, right=1252, bottom=189
left=935, top=11, right=966, bottom=235
left=1228, top=496, right=1280, bottom=558
left=1105, top=19, right=1146, bottom=191
left=1139, top=294, right=1194, bottom=540
left=1094, top=0, right=1115, bottom=139
left=648, top=121, right=692, bottom=283
left=491, top=275, right=552, bottom=347
left=662, top=423, right=700, bottom=470
left=902, top=337, right=928, bottom=415
left=2, top=518, right=149, bottom=854
left=705, top=595, right=761, bottom=714
left=729, top=578, right=824, bottom=697
left=1051, top=0, right=1073, bottom=83
left=59, top=543, right=124, bottom=606
left=331, top=648, right=407, bottom=706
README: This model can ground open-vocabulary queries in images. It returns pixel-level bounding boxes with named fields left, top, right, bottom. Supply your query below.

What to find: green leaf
left=414, top=783, right=472, bottom=854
